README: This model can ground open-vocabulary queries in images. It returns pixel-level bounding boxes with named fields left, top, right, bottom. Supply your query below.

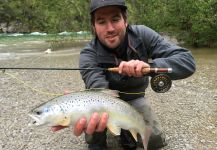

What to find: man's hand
left=118, top=60, right=150, bottom=77
left=51, top=112, right=108, bottom=136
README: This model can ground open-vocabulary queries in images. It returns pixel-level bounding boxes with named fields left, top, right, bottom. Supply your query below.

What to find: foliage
left=164, top=0, right=217, bottom=47
left=0, top=0, right=216, bottom=47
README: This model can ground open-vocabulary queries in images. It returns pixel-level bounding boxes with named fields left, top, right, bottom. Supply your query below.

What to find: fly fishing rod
left=1, top=67, right=172, bottom=93
left=0, top=67, right=172, bottom=73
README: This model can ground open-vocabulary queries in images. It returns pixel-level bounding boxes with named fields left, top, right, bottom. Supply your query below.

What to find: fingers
left=74, top=112, right=108, bottom=136
left=52, top=112, right=108, bottom=137
left=119, top=60, right=135, bottom=76
left=85, top=112, right=100, bottom=135
left=95, top=112, right=109, bottom=132
left=119, top=60, right=150, bottom=77
left=135, top=62, right=145, bottom=77
left=73, top=117, right=87, bottom=136
left=118, top=61, right=126, bottom=74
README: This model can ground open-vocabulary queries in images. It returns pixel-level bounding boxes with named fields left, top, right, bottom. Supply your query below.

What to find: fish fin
left=58, top=116, right=70, bottom=126
left=107, top=123, right=121, bottom=136
left=141, top=126, right=152, bottom=150
left=101, top=89, right=119, bottom=97
left=130, top=129, right=138, bottom=142
left=87, top=88, right=119, bottom=97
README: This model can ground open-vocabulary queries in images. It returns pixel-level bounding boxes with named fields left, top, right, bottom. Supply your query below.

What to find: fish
left=28, top=89, right=151, bottom=149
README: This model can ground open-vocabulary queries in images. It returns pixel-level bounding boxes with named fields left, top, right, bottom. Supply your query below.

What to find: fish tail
left=142, top=126, right=152, bottom=150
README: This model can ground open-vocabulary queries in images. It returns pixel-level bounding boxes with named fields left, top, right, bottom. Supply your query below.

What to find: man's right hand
left=118, top=60, right=150, bottom=77
left=51, top=112, right=109, bottom=136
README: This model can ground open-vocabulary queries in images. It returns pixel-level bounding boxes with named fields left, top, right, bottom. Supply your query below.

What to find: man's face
left=93, top=6, right=128, bottom=49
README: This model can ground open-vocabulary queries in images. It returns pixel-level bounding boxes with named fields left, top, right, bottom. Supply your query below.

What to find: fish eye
left=35, top=111, right=42, bottom=115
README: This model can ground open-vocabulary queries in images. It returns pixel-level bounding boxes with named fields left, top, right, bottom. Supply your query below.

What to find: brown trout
left=28, top=89, right=150, bottom=149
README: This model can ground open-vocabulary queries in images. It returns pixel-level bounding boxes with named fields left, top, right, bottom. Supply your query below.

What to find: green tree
left=0, top=0, right=216, bottom=47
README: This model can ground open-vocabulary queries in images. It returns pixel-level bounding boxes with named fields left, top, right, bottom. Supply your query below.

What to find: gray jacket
left=79, top=25, right=196, bottom=101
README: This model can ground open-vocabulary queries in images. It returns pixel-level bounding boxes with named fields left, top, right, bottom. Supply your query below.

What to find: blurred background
left=0, top=0, right=217, bottom=47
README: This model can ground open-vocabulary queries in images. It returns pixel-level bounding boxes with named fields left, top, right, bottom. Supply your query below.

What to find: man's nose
left=106, top=22, right=115, bottom=31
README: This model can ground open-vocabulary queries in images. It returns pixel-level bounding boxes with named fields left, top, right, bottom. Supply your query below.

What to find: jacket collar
left=127, top=25, right=143, bottom=49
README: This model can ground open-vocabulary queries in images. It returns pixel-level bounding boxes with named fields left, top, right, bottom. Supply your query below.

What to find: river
left=0, top=38, right=216, bottom=59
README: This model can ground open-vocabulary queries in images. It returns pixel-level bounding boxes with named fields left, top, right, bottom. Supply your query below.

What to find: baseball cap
left=90, top=0, right=127, bottom=14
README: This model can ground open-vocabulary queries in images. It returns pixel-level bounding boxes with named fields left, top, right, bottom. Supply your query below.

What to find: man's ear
left=125, top=22, right=128, bottom=28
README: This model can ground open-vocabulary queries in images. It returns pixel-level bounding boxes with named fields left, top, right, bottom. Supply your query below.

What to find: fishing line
left=3, top=72, right=146, bottom=96
left=85, top=88, right=146, bottom=95
left=4, top=72, right=64, bottom=96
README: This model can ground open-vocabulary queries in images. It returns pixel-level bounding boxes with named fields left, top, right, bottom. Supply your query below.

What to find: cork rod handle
left=107, top=67, right=172, bottom=74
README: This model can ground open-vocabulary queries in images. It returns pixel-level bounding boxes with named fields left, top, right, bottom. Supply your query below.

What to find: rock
left=44, top=48, right=52, bottom=54
left=200, top=139, right=206, bottom=143
left=185, top=144, right=194, bottom=150
left=160, top=32, right=180, bottom=45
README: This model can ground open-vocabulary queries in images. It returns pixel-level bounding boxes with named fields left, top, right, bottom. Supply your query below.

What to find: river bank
left=0, top=42, right=217, bottom=149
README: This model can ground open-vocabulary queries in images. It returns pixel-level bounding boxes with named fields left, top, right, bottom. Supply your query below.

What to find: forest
left=0, top=0, right=217, bottom=47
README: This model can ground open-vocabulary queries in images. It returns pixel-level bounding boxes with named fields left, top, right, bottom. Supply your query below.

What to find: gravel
left=0, top=48, right=217, bottom=150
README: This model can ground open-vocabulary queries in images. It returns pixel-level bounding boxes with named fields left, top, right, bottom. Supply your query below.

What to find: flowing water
left=0, top=38, right=216, bottom=60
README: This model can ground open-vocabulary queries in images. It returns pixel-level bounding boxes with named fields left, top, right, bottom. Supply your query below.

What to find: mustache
left=106, top=31, right=117, bottom=37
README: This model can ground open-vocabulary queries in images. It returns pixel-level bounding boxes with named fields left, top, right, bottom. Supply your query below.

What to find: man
left=52, top=0, right=196, bottom=150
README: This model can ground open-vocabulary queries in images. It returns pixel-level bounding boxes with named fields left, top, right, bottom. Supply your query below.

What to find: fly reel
left=150, top=74, right=172, bottom=93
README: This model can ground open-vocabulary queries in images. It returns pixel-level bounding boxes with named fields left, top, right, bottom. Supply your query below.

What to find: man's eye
left=112, top=17, right=121, bottom=22
left=97, top=20, right=106, bottom=25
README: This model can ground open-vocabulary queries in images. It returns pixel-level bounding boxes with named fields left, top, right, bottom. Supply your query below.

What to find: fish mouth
left=28, top=114, right=44, bottom=126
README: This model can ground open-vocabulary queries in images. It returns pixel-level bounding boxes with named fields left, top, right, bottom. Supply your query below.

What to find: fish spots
left=69, top=101, right=74, bottom=105
left=60, top=106, right=65, bottom=113
left=66, top=105, right=70, bottom=109
left=43, top=107, right=50, bottom=113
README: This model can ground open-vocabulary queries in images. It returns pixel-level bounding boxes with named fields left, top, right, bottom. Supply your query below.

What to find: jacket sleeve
left=79, top=42, right=109, bottom=89
left=139, top=25, right=196, bottom=80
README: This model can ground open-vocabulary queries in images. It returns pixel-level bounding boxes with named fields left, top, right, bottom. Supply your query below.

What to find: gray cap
left=90, top=0, right=127, bottom=14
